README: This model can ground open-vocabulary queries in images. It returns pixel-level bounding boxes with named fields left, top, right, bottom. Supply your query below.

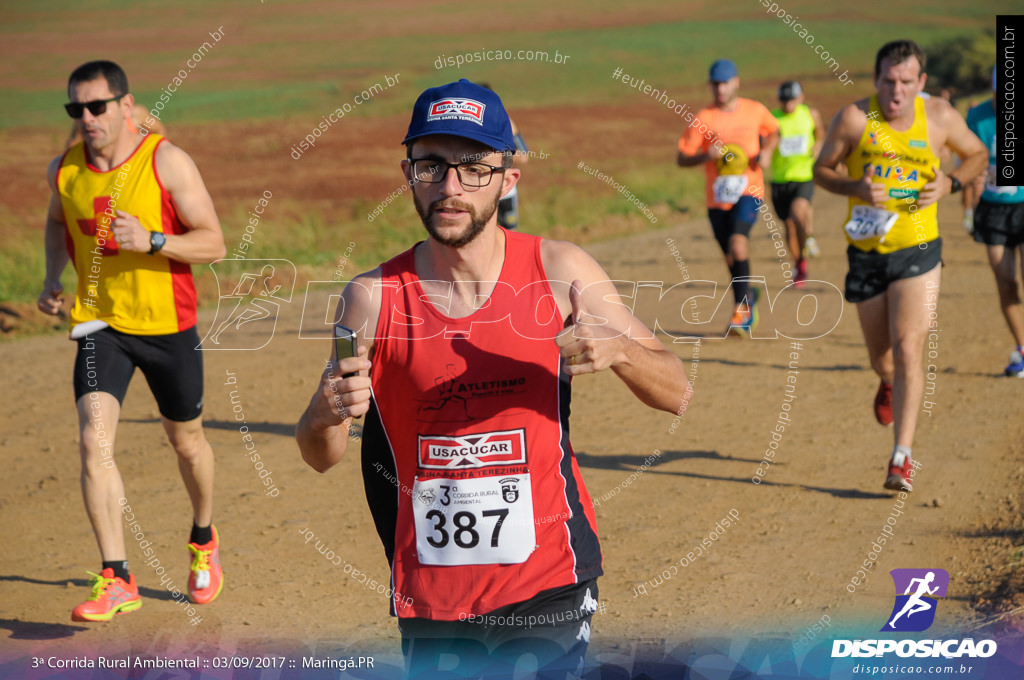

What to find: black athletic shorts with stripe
left=73, top=325, right=204, bottom=422
left=399, top=578, right=598, bottom=680
left=844, top=239, right=943, bottom=304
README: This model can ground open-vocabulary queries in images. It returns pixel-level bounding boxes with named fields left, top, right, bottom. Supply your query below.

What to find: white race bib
left=712, top=174, right=748, bottom=205
left=778, top=134, right=808, bottom=157
left=413, top=473, right=535, bottom=566
left=985, top=164, right=1016, bottom=195
left=844, top=205, right=899, bottom=242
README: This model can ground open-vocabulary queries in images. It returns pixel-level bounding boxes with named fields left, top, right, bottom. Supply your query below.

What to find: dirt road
left=3, top=186, right=1023, bottom=677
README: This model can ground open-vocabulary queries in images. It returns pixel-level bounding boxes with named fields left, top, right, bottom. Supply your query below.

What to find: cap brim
left=402, top=129, right=513, bottom=153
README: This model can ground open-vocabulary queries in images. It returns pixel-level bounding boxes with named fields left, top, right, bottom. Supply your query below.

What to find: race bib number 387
left=413, top=473, right=535, bottom=566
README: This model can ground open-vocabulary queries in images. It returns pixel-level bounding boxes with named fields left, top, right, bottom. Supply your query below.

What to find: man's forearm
left=296, top=409, right=351, bottom=473
left=44, top=217, right=69, bottom=285
left=677, top=151, right=709, bottom=168
left=760, top=134, right=778, bottom=164
left=949, top=150, right=987, bottom=188
left=814, top=165, right=859, bottom=197
left=612, top=342, right=691, bottom=414
left=158, top=228, right=226, bottom=264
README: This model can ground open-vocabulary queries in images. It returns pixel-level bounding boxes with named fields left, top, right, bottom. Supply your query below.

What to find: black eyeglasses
left=408, top=158, right=504, bottom=190
left=64, top=95, right=125, bottom=119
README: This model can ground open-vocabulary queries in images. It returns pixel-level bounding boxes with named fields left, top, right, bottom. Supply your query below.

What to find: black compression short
left=73, top=325, right=204, bottom=422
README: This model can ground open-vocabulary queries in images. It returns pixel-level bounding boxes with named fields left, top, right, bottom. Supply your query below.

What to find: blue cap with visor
left=402, top=79, right=515, bottom=153
left=709, top=59, right=738, bottom=83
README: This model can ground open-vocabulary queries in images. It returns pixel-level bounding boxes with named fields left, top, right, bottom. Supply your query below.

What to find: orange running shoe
left=71, top=568, right=141, bottom=622
left=728, top=306, right=749, bottom=337
left=188, top=525, right=223, bottom=604
left=727, top=288, right=759, bottom=338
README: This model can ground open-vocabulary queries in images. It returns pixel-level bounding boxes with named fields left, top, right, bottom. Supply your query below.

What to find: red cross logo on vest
left=76, top=196, right=120, bottom=256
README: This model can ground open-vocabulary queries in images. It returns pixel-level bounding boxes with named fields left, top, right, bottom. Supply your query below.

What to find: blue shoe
left=742, top=287, right=760, bottom=336
left=727, top=288, right=759, bottom=338
left=1007, top=348, right=1024, bottom=378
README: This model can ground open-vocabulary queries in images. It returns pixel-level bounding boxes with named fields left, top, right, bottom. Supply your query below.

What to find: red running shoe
left=188, top=525, right=223, bottom=604
left=884, top=449, right=913, bottom=492
left=794, top=258, right=808, bottom=289
left=873, top=380, right=893, bottom=426
left=71, top=568, right=141, bottom=622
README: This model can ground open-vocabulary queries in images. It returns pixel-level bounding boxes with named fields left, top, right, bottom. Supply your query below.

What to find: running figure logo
left=201, top=259, right=296, bottom=350
left=881, top=568, right=949, bottom=632
left=418, top=363, right=472, bottom=421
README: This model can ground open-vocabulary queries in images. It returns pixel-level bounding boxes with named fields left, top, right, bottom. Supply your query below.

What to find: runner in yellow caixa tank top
left=814, top=40, right=986, bottom=495
left=58, top=132, right=196, bottom=335
left=844, top=94, right=940, bottom=254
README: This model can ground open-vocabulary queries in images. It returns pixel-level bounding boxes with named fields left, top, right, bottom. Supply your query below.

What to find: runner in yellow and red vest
left=38, top=60, right=227, bottom=622
left=814, top=40, right=986, bottom=493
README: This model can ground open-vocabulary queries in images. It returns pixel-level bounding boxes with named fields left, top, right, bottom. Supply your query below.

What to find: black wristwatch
left=949, top=175, right=962, bottom=194
left=148, top=232, right=166, bottom=255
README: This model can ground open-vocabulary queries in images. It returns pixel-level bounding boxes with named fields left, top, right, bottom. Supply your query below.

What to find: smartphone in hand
left=334, top=323, right=358, bottom=378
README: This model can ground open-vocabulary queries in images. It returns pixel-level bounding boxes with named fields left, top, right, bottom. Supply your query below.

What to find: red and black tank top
left=362, top=229, right=602, bottom=620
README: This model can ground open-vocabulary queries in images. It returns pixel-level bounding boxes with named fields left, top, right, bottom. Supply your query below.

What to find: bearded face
left=413, top=190, right=500, bottom=249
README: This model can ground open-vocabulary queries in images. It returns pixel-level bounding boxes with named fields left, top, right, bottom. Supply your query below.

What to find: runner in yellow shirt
left=814, top=41, right=985, bottom=492
left=770, top=81, right=824, bottom=287
left=38, top=60, right=227, bottom=621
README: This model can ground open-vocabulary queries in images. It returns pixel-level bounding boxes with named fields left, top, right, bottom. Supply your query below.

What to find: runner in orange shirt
left=677, top=59, right=779, bottom=336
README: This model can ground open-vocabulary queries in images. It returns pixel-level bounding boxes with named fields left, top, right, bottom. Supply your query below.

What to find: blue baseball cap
left=709, top=59, right=738, bottom=83
left=402, top=79, right=515, bottom=153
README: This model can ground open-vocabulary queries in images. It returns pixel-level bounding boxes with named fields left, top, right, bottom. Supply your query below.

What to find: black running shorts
left=973, top=199, right=1024, bottom=248
left=708, top=195, right=761, bottom=254
left=844, top=239, right=943, bottom=303
left=399, top=578, right=599, bottom=680
left=770, top=181, right=815, bottom=222
left=73, top=325, right=204, bottom=422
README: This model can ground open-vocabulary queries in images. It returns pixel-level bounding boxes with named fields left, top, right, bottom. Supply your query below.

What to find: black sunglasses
left=64, top=95, right=125, bottom=119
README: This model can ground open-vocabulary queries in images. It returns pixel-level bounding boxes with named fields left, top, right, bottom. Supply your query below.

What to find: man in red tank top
left=297, top=79, right=691, bottom=678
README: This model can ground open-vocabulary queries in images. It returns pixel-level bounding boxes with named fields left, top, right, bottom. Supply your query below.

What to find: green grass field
left=0, top=1, right=1004, bottom=128
left=0, top=0, right=1007, bottom=312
